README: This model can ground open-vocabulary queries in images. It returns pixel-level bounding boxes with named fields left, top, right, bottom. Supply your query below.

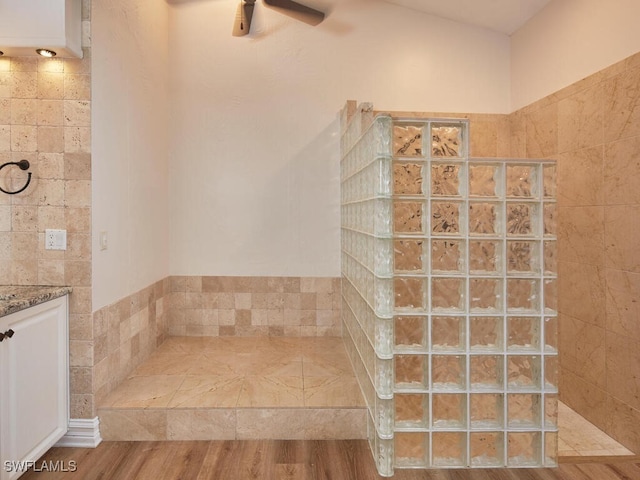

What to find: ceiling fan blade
left=263, top=0, right=325, bottom=26
left=232, top=1, right=255, bottom=36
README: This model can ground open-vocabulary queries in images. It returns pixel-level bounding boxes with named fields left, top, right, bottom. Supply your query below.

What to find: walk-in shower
left=340, top=102, right=558, bottom=476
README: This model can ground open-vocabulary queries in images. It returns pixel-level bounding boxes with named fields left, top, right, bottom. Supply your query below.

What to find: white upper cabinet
left=0, top=0, right=82, bottom=58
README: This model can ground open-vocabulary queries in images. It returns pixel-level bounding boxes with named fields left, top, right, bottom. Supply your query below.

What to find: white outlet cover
left=45, top=229, right=67, bottom=250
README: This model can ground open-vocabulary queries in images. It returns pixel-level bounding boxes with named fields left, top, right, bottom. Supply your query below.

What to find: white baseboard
left=55, top=417, right=102, bottom=448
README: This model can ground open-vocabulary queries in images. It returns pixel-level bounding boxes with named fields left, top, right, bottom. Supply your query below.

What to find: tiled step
left=97, top=336, right=368, bottom=441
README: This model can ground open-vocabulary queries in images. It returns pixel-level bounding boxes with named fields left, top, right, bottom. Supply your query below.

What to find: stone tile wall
left=510, top=51, right=640, bottom=453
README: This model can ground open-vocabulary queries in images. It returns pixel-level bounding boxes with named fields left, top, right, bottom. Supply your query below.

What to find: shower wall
left=340, top=102, right=557, bottom=475
left=510, top=50, right=640, bottom=453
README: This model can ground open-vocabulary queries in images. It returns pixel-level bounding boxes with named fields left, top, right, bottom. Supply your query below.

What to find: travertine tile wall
left=0, top=4, right=92, bottom=419
left=510, top=51, right=640, bottom=453
left=92, top=279, right=169, bottom=407
left=167, top=276, right=342, bottom=337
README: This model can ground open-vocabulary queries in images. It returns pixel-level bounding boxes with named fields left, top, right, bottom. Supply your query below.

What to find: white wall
left=511, top=0, right=640, bottom=110
left=92, top=0, right=170, bottom=310
left=168, top=0, right=511, bottom=277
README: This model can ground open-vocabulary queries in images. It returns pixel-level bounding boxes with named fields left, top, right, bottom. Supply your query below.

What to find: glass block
left=431, top=124, right=463, bottom=158
left=371, top=423, right=394, bottom=476
left=432, top=394, right=466, bottom=428
left=395, top=393, right=428, bottom=428
left=431, top=239, right=465, bottom=273
left=394, top=316, right=427, bottom=350
left=506, top=203, right=538, bottom=236
left=394, top=277, right=427, bottom=310
left=545, top=355, right=558, bottom=390
left=470, top=393, right=503, bottom=428
left=395, top=432, right=428, bottom=467
left=432, top=355, right=465, bottom=390
left=469, top=202, right=500, bottom=235
left=544, top=316, right=558, bottom=353
left=507, top=432, right=541, bottom=466
left=394, top=162, right=423, bottom=195
left=394, top=239, right=425, bottom=273
left=470, top=432, right=503, bottom=467
left=469, top=278, right=503, bottom=312
left=432, top=432, right=466, bottom=466
left=544, top=203, right=556, bottom=236
left=506, top=165, right=537, bottom=198
left=545, top=431, right=558, bottom=467
left=544, top=394, right=558, bottom=428
left=431, top=316, right=465, bottom=351
left=377, top=358, right=394, bottom=399
left=431, top=163, right=461, bottom=196
left=376, top=277, right=394, bottom=317
left=395, top=354, right=428, bottom=388
left=431, top=277, right=465, bottom=312
left=507, top=316, right=540, bottom=351
left=394, top=201, right=424, bottom=234
left=543, top=241, right=557, bottom=274
left=469, top=316, right=502, bottom=351
left=469, top=240, right=502, bottom=274
left=470, top=355, right=503, bottom=389
left=507, top=241, right=540, bottom=274
left=507, top=355, right=541, bottom=390
left=431, top=201, right=462, bottom=235
left=376, top=318, right=393, bottom=358
left=394, top=124, right=424, bottom=157
left=508, top=393, right=541, bottom=427
left=469, top=164, right=499, bottom=197
left=544, top=279, right=557, bottom=313
left=543, top=164, right=557, bottom=199
left=507, top=278, right=540, bottom=312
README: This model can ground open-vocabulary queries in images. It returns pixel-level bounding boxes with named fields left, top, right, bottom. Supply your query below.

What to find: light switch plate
left=45, top=229, right=67, bottom=250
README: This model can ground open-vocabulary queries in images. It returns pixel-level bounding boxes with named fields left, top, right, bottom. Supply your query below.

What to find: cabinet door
left=0, top=297, right=69, bottom=480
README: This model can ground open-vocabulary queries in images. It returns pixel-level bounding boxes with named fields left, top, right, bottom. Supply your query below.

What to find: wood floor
left=17, top=440, right=640, bottom=480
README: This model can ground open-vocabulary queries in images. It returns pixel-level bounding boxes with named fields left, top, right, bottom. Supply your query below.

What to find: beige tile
left=604, top=136, right=640, bottom=205
left=10, top=98, right=37, bottom=124
left=237, top=376, right=304, bottom=407
left=604, top=395, right=640, bottom=454
left=304, top=376, right=365, bottom=407
left=606, top=332, right=640, bottom=411
left=605, top=205, right=640, bottom=273
left=603, top=65, right=640, bottom=143
left=557, top=206, right=604, bottom=266
left=236, top=409, right=306, bottom=440
left=304, top=408, right=367, bottom=439
left=558, top=262, right=605, bottom=327
left=38, top=99, right=64, bottom=126
left=11, top=124, right=37, bottom=151
left=558, top=84, right=604, bottom=153
left=131, top=352, right=201, bottom=376
left=556, top=147, right=603, bottom=207
left=98, top=409, right=167, bottom=441
left=11, top=72, right=37, bottom=98
left=168, top=375, right=244, bottom=408
left=525, top=102, right=558, bottom=158
left=167, top=409, right=236, bottom=440
left=605, top=268, right=640, bottom=339
left=101, top=375, right=185, bottom=408
left=303, top=350, right=353, bottom=377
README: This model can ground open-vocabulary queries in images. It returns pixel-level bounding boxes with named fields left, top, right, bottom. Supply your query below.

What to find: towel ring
left=0, top=159, right=32, bottom=195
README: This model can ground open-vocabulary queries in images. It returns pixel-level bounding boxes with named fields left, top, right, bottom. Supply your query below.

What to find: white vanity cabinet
left=0, top=296, right=69, bottom=480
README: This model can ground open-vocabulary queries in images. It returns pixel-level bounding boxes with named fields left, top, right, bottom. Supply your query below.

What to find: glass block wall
left=340, top=103, right=558, bottom=476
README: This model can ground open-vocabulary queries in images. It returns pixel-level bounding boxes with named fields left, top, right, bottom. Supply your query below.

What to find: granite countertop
left=0, top=285, right=73, bottom=318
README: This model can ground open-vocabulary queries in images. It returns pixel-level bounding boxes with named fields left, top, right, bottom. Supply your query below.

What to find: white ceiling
left=382, top=0, right=552, bottom=34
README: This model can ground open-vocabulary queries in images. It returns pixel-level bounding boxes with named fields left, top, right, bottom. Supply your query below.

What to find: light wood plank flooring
left=17, top=440, right=640, bottom=480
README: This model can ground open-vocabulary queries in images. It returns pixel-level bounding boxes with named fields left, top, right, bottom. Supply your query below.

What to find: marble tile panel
left=236, top=376, right=304, bottom=408
left=605, top=268, right=640, bottom=339
left=525, top=103, right=558, bottom=158
left=605, top=332, right=640, bottom=411
left=303, top=376, right=365, bottom=407
left=98, top=409, right=167, bottom=441
left=604, top=395, right=640, bottom=454
left=560, top=371, right=608, bottom=434
left=303, top=409, right=367, bottom=439
left=557, top=206, right=604, bottom=266
left=603, top=135, right=640, bottom=205
left=556, top=147, right=604, bottom=207
left=100, top=375, right=185, bottom=408
left=603, top=64, right=640, bottom=143
left=605, top=205, right=640, bottom=273
left=558, top=84, right=604, bottom=153
left=236, top=409, right=307, bottom=440
left=558, top=262, right=605, bottom=327
left=130, top=353, right=202, bottom=376
left=166, top=409, right=236, bottom=440
left=303, top=350, right=354, bottom=377
left=167, top=375, right=244, bottom=408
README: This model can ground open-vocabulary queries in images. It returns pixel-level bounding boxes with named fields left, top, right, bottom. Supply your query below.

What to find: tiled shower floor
left=98, top=336, right=634, bottom=457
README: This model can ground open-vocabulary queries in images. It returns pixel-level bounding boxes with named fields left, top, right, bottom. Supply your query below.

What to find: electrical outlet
left=45, top=229, right=67, bottom=250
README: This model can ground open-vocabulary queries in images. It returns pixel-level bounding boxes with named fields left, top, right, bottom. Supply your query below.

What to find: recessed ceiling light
left=36, top=48, right=57, bottom=57
left=0, top=51, right=4, bottom=56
